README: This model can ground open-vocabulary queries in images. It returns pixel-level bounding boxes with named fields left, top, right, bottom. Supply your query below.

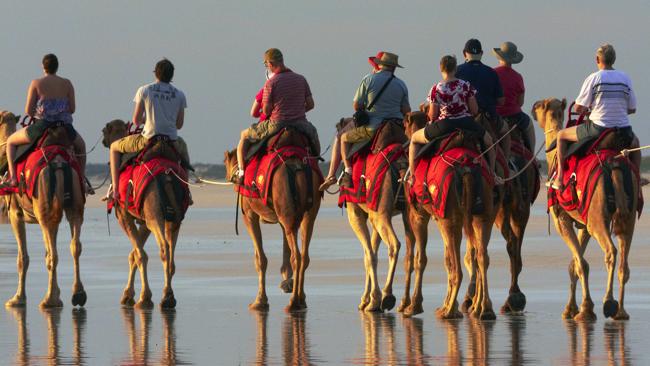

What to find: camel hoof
left=120, top=295, right=136, bottom=307
left=461, top=298, right=473, bottom=313
left=285, top=302, right=305, bottom=313
left=381, top=294, right=396, bottom=312
left=437, top=310, right=463, bottom=320
left=249, top=302, right=270, bottom=312
left=574, top=310, right=597, bottom=322
left=160, top=295, right=177, bottom=309
left=479, top=310, right=497, bottom=321
left=358, top=301, right=368, bottom=311
left=613, top=310, right=630, bottom=320
left=403, top=304, right=424, bottom=318
left=562, top=305, right=579, bottom=319
left=40, top=298, right=64, bottom=309
left=506, top=292, right=526, bottom=312
left=135, top=299, right=154, bottom=310
left=279, top=279, right=293, bottom=294
left=397, top=299, right=410, bottom=313
left=71, top=291, right=87, bottom=307
left=603, top=299, right=619, bottom=318
left=5, top=295, right=26, bottom=308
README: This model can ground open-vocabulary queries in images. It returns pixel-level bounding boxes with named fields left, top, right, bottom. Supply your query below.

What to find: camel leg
left=347, top=205, right=381, bottom=312
left=39, top=222, right=63, bottom=308
left=614, top=229, right=633, bottom=320
left=155, top=221, right=179, bottom=309
left=243, top=211, right=269, bottom=311
left=563, top=228, right=590, bottom=319
left=589, top=217, right=619, bottom=319
left=403, top=211, right=429, bottom=317
left=279, top=227, right=293, bottom=294
left=435, top=218, right=463, bottom=319
left=461, top=240, right=477, bottom=313
left=502, top=208, right=529, bottom=313
left=398, top=211, right=415, bottom=313
left=296, top=202, right=319, bottom=309
left=554, top=215, right=595, bottom=321
left=66, top=211, right=86, bottom=307
left=5, top=209, right=28, bottom=307
left=120, top=224, right=150, bottom=307
left=373, top=214, right=401, bottom=311
left=469, top=216, right=496, bottom=320
left=283, top=224, right=303, bottom=313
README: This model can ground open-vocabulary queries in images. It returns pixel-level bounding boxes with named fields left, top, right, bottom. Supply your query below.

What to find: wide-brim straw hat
left=492, top=41, right=524, bottom=64
left=372, top=52, right=403, bottom=68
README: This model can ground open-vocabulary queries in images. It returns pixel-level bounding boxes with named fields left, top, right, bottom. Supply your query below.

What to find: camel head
left=0, top=110, right=20, bottom=142
left=403, top=111, right=428, bottom=139
left=101, top=119, right=129, bottom=148
left=223, top=149, right=238, bottom=181
left=531, top=98, right=566, bottom=135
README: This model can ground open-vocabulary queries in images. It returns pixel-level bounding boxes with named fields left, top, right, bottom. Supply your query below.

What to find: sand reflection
left=251, top=311, right=268, bottom=366
left=603, top=321, right=629, bottom=365
left=564, top=320, right=594, bottom=366
left=282, top=312, right=317, bottom=365
left=8, top=307, right=29, bottom=366
left=119, top=308, right=186, bottom=365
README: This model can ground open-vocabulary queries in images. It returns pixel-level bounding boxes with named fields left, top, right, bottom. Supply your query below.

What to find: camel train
left=0, top=102, right=641, bottom=320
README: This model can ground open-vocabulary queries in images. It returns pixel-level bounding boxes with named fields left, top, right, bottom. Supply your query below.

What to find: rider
left=109, top=58, right=190, bottom=202
left=493, top=41, right=536, bottom=152
left=4, top=54, right=90, bottom=190
left=408, top=55, right=497, bottom=180
left=456, top=39, right=509, bottom=158
left=319, top=51, right=384, bottom=191
left=553, top=43, right=639, bottom=189
left=233, top=48, right=319, bottom=183
left=337, top=52, right=411, bottom=188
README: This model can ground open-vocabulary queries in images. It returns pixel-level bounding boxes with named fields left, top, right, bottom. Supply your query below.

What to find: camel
left=401, top=111, right=497, bottom=320
left=339, top=119, right=414, bottom=313
left=102, top=119, right=188, bottom=309
left=223, top=128, right=321, bottom=312
left=533, top=98, right=637, bottom=320
left=1, top=110, right=86, bottom=308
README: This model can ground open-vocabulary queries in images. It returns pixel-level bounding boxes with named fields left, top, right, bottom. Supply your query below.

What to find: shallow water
left=1, top=205, right=649, bottom=365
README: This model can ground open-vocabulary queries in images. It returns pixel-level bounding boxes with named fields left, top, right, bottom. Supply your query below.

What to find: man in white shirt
left=552, top=44, right=639, bottom=189
left=109, top=58, right=190, bottom=201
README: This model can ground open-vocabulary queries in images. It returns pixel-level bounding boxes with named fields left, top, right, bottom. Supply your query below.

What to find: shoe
left=318, top=175, right=337, bottom=191
left=339, top=171, right=353, bottom=189
left=230, top=169, right=244, bottom=185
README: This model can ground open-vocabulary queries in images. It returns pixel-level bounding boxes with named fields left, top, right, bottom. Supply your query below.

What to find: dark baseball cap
left=464, top=39, right=483, bottom=54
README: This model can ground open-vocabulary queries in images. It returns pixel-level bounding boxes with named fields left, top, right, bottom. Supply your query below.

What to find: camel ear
left=14, top=115, right=21, bottom=122
left=561, top=98, right=567, bottom=112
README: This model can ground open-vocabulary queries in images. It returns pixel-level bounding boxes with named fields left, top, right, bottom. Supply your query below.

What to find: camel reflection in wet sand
left=563, top=320, right=629, bottom=366
left=119, top=308, right=183, bottom=366
left=8, top=307, right=86, bottom=366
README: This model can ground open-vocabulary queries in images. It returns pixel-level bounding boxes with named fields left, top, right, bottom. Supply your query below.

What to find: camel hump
left=371, top=119, right=407, bottom=153
left=268, top=127, right=310, bottom=150
left=140, top=138, right=180, bottom=164
left=41, top=125, right=74, bottom=147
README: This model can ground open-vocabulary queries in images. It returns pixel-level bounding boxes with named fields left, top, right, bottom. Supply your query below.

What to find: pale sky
left=1, top=0, right=649, bottom=163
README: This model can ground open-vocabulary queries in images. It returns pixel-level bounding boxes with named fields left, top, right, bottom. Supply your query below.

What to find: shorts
left=112, top=134, right=190, bottom=163
left=26, top=119, right=78, bottom=142
left=246, top=119, right=320, bottom=155
left=341, top=125, right=375, bottom=143
left=576, top=121, right=608, bottom=143
left=424, top=116, right=485, bottom=142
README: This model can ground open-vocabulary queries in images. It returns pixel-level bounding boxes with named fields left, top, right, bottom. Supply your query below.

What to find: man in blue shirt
left=456, top=39, right=504, bottom=119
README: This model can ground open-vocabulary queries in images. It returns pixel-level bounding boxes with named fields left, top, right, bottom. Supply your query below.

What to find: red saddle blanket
left=0, top=145, right=82, bottom=198
left=337, top=143, right=405, bottom=211
left=109, top=158, right=189, bottom=217
left=408, top=147, right=493, bottom=218
left=238, top=146, right=323, bottom=205
left=547, top=149, right=643, bottom=222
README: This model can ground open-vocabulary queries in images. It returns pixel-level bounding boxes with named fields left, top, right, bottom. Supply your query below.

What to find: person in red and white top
left=408, top=55, right=498, bottom=183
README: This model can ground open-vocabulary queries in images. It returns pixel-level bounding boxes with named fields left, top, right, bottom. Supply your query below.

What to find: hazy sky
left=1, top=0, right=649, bottom=163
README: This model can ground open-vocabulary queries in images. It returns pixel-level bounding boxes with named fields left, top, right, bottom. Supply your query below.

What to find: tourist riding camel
left=493, top=41, right=536, bottom=151
left=109, top=58, right=191, bottom=202
left=233, top=48, right=320, bottom=184
left=336, top=52, right=411, bottom=189
left=552, top=43, right=639, bottom=190
left=2, top=54, right=91, bottom=193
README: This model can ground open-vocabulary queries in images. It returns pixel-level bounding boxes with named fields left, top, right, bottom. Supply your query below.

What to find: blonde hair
left=597, top=43, right=616, bottom=66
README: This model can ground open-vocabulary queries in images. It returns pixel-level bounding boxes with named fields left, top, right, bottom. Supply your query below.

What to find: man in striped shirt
left=234, top=48, right=319, bottom=182
left=552, top=43, right=639, bottom=189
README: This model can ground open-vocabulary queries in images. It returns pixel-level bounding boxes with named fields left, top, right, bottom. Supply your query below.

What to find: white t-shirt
left=575, top=69, right=636, bottom=128
left=134, top=82, right=187, bottom=139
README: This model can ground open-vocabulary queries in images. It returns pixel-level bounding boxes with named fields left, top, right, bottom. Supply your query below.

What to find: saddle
left=345, top=119, right=407, bottom=159
left=119, top=135, right=193, bottom=172
left=246, top=125, right=315, bottom=162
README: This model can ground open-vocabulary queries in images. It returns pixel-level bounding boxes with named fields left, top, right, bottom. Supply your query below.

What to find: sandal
left=318, top=175, right=337, bottom=191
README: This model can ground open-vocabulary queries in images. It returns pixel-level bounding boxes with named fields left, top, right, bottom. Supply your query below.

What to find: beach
left=0, top=184, right=649, bottom=365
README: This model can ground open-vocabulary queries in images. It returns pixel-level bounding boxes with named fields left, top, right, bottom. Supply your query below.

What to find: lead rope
left=473, top=123, right=518, bottom=163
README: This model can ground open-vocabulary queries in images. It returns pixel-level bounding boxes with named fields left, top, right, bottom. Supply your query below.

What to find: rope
left=499, top=142, right=545, bottom=182
left=197, top=177, right=234, bottom=186
left=89, top=170, right=111, bottom=191
left=473, top=123, right=518, bottom=162
left=75, top=136, right=103, bottom=157
left=618, top=145, right=650, bottom=158
left=168, top=168, right=203, bottom=188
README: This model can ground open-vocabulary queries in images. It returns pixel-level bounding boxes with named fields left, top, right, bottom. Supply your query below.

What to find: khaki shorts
left=112, top=134, right=190, bottom=163
left=341, top=125, right=375, bottom=143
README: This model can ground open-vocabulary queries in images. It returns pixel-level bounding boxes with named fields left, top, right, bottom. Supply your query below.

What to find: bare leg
left=109, top=141, right=122, bottom=201
left=236, top=129, right=249, bottom=178
left=555, top=126, right=578, bottom=187
left=5, top=129, right=31, bottom=185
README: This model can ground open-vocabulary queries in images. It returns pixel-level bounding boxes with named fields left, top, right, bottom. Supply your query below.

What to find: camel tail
left=611, top=167, right=632, bottom=236
left=42, top=161, right=75, bottom=212
left=461, top=171, right=474, bottom=233
left=160, top=175, right=186, bottom=222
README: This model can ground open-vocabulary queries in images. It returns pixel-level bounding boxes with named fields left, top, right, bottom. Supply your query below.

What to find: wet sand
left=1, top=185, right=649, bottom=365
